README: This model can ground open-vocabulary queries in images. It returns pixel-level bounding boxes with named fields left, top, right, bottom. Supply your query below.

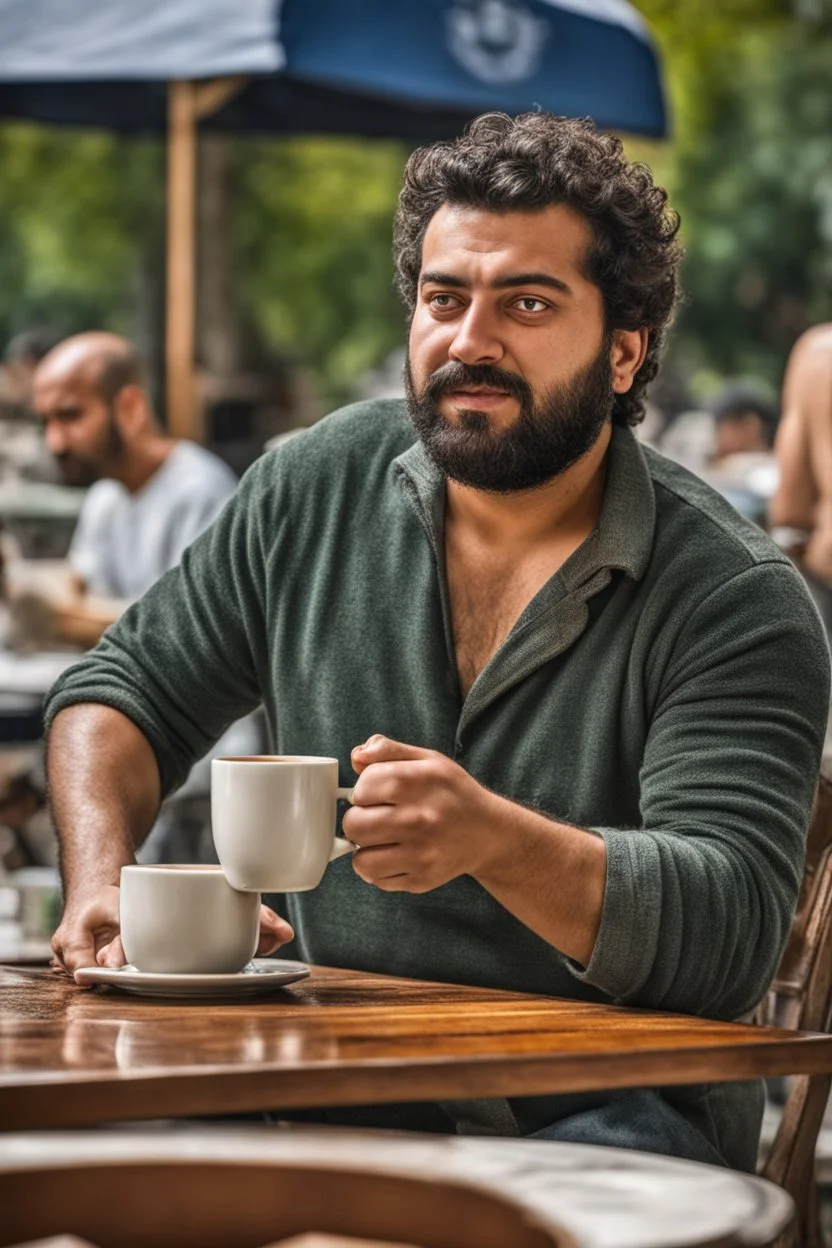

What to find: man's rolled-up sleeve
left=568, top=560, right=830, bottom=1019
left=44, top=462, right=276, bottom=798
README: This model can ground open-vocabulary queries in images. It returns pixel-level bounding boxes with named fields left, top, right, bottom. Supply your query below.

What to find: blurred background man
left=33, top=331, right=237, bottom=637
left=710, top=383, right=779, bottom=464
left=24, top=331, right=260, bottom=862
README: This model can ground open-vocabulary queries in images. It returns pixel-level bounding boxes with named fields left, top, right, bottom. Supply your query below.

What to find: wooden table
left=3, top=963, right=832, bottom=1131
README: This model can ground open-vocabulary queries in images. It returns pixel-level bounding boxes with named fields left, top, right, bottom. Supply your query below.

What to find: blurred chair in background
left=759, top=775, right=832, bottom=1248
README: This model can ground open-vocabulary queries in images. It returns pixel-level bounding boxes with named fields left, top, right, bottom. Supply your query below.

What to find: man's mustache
left=424, top=362, right=532, bottom=405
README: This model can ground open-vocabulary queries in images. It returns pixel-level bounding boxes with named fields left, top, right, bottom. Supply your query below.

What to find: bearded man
left=45, top=114, right=829, bottom=1170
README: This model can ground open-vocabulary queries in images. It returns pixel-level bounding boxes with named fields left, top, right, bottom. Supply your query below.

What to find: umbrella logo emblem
left=447, top=1, right=548, bottom=85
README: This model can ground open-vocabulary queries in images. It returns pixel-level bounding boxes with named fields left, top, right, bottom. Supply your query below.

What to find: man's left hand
left=344, top=735, right=501, bottom=893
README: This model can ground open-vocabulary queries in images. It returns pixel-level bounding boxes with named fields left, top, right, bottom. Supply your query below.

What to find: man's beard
left=404, top=334, right=615, bottom=493
left=55, top=410, right=124, bottom=487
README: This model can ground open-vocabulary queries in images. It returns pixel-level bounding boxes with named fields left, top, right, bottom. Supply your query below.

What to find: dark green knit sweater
left=45, top=400, right=830, bottom=1168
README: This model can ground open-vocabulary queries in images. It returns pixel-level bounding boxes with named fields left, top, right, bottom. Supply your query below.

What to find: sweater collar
left=393, top=421, right=656, bottom=586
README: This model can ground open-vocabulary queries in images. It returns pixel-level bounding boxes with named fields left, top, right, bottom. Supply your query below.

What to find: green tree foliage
left=235, top=136, right=408, bottom=405
left=1, top=2, right=831, bottom=412
left=0, top=126, right=163, bottom=343
left=634, top=0, right=832, bottom=402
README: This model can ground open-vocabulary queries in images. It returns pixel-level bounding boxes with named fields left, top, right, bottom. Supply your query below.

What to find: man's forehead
left=420, top=202, right=593, bottom=278
left=33, top=365, right=96, bottom=407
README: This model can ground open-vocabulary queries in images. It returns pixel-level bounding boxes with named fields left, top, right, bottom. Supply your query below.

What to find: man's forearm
left=54, top=594, right=132, bottom=649
left=47, top=704, right=162, bottom=898
left=348, top=736, right=608, bottom=968
left=473, top=794, right=607, bottom=968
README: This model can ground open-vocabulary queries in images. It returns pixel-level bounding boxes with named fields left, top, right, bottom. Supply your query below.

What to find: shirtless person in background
left=770, top=324, right=832, bottom=609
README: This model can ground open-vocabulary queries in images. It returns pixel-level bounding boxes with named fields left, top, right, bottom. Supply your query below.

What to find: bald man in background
left=29, top=332, right=256, bottom=861
left=33, top=332, right=236, bottom=633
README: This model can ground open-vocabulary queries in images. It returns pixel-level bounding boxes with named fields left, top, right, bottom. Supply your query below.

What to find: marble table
left=0, top=1125, right=794, bottom=1247
left=3, top=963, right=832, bottom=1134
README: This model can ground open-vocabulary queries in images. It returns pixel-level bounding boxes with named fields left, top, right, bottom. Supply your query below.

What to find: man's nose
left=43, top=422, right=66, bottom=457
left=448, top=303, right=504, bottom=366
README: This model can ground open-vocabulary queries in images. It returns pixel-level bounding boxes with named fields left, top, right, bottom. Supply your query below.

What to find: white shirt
left=69, top=441, right=236, bottom=598
left=68, top=440, right=253, bottom=815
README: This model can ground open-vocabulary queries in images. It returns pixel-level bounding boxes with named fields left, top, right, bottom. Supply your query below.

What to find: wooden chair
left=0, top=1158, right=577, bottom=1248
left=760, top=774, right=832, bottom=1247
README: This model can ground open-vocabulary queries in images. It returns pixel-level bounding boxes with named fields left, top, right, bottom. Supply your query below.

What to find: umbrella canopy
left=0, top=0, right=667, bottom=436
left=0, top=0, right=667, bottom=138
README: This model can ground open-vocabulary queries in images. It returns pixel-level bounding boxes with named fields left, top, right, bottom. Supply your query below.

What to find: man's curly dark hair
left=393, top=112, right=682, bottom=427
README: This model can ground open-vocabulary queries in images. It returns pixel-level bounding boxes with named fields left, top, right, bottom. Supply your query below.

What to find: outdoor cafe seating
left=3, top=776, right=832, bottom=1248
left=0, top=428, right=824, bottom=1247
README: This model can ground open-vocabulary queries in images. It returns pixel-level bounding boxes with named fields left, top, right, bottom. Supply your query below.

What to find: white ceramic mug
left=211, top=755, right=355, bottom=892
left=119, top=864, right=260, bottom=974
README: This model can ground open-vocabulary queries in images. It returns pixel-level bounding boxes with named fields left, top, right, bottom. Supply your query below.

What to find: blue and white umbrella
left=0, top=0, right=666, bottom=435
left=0, top=0, right=667, bottom=138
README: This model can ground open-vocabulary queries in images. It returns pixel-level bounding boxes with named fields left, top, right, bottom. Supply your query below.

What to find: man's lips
left=443, top=387, right=513, bottom=408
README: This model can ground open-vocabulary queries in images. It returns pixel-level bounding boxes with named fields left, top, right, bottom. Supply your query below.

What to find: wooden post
left=166, top=80, right=198, bottom=439
left=165, top=77, right=248, bottom=441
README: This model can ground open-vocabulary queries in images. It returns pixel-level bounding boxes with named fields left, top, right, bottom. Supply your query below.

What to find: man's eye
left=515, top=297, right=549, bottom=313
left=429, top=293, right=459, bottom=309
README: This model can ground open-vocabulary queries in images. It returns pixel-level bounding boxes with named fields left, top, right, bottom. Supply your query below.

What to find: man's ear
left=611, top=328, right=649, bottom=394
left=112, top=384, right=148, bottom=437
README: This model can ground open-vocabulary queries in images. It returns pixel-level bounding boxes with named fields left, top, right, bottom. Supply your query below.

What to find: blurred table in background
left=0, top=480, right=84, bottom=560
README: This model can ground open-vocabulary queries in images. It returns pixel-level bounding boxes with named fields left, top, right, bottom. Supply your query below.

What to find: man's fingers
left=351, top=735, right=434, bottom=773
left=351, top=758, right=441, bottom=809
left=352, top=844, right=409, bottom=884
left=53, top=929, right=97, bottom=977
left=257, top=905, right=294, bottom=956
left=53, top=887, right=122, bottom=976
left=95, top=934, right=126, bottom=969
left=342, top=801, right=405, bottom=846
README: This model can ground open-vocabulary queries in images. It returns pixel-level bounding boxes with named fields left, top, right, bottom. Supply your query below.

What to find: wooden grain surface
left=3, top=963, right=832, bottom=1131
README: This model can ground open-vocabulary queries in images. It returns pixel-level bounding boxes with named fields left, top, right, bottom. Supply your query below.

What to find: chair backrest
left=763, top=774, right=832, bottom=1035
left=760, top=774, right=832, bottom=1248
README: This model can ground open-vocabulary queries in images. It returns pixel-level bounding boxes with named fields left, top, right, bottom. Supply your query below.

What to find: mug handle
left=329, top=785, right=356, bottom=861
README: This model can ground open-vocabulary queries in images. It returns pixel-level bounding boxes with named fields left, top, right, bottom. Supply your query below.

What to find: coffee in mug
left=119, top=864, right=260, bottom=974
left=211, top=755, right=354, bottom=892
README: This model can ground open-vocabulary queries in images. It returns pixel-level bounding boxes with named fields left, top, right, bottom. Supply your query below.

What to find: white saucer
left=73, top=958, right=310, bottom=998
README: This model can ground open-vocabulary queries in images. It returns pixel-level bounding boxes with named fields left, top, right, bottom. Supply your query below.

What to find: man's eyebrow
left=419, top=270, right=573, bottom=296
left=419, top=271, right=467, bottom=288
left=491, top=272, right=573, bottom=296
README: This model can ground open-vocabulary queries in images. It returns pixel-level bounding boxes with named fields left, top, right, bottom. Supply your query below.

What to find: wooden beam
left=165, top=77, right=248, bottom=442
left=166, top=80, right=198, bottom=439
left=194, top=75, right=248, bottom=122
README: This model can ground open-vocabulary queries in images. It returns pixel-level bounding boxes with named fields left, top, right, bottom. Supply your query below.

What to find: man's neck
left=112, top=436, right=178, bottom=495
left=444, top=422, right=612, bottom=550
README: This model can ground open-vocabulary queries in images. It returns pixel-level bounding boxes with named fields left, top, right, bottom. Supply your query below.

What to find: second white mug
left=211, top=755, right=355, bottom=892
left=119, top=865, right=260, bottom=974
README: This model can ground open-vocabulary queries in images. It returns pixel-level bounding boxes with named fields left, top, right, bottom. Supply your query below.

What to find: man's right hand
left=51, top=885, right=124, bottom=976
left=51, top=887, right=296, bottom=979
